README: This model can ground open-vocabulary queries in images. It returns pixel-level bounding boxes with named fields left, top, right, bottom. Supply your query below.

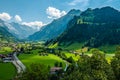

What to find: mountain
left=0, top=20, right=17, bottom=42
left=5, top=22, right=39, bottom=39
left=49, top=6, right=120, bottom=48
left=28, top=9, right=81, bottom=41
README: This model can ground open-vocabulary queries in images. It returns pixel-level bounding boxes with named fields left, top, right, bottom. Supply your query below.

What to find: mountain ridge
left=28, top=9, right=81, bottom=41
left=48, top=6, right=120, bottom=48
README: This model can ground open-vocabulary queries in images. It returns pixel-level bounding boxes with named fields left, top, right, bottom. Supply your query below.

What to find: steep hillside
left=50, top=6, right=120, bottom=48
left=0, top=20, right=17, bottom=42
left=28, top=9, right=81, bottom=41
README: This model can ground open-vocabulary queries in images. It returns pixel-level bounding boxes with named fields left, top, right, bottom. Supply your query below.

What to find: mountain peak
left=68, top=9, right=81, bottom=15
left=101, top=6, right=115, bottom=10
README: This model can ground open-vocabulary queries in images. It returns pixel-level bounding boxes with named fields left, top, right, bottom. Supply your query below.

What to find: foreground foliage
left=16, top=46, right=120, bottom=80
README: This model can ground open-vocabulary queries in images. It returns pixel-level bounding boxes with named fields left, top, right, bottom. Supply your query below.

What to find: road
left=64, top=61, right=69, bottom=72
left=12, top=52, right=26, bottom=73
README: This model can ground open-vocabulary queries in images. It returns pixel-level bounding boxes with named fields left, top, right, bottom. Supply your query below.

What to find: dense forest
left=51, top=7, right=120, bottom=47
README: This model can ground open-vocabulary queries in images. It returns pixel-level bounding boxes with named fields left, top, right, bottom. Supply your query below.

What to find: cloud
left=22, top=21, right=45, bottom=30
left=22, top=21, right=45, bottom=27
left=0, top=12, right=12, bottom=21
left=46, top=6, right=67, bottom=19
left=69, top=0, right=89, bottom=6
left=14, top=15, right=22, bottom=22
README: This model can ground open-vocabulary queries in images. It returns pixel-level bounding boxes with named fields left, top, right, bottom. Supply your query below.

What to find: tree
left=16, top=63, right=49, bottom=80
left=54, top=62, right=59, bottom=67
left=111, top=46, right=120, bottom=80
left=66, top=56, right=74, bottom=63
left=90, top=49, right=115, bottom=80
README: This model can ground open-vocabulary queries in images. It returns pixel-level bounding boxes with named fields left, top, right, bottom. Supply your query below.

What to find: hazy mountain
left=50, top=6, right=120, bottom=48
left=28, top=9, right=81, bottom=41
left=6, top=22, right=39, bottom=39
left=0, top=20, right=17, bottom=42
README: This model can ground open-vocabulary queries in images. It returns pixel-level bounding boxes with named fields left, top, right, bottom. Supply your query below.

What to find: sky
left=0, top=0, right=120, bottom=27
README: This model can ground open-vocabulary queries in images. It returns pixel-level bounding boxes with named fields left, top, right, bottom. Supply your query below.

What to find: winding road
left=64, top=61, right=69, bottom=72
left=12, top=52, right=26, bottom=73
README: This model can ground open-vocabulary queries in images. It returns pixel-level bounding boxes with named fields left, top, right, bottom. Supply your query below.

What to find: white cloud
left=14, top=15, right=22, bottom=22
left=22, top=21, right=45, bottom=27
left=46, top=6, right=67, bottom=19
left=69, top=0, right=89, bottom=6
left=22, top=21, right=45, bottom=30
left=0, top=12, right=12, bottom=21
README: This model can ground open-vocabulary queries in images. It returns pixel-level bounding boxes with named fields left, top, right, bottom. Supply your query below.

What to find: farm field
left=18, top=54, right=66, bottom=68
left=0, top=47, right=13, bottom=54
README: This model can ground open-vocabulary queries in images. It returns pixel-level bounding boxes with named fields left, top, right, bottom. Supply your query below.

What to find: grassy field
left=62, top=51, right=80, bottom=61
left=99, top=45, right=118, bottom=53
left=0, top=47, right=13, bottom=54
left=0, top=63, right=16, bottom=80
left=18, top=53, right=65, bottom=68
left=49, top=42, right=84, bottom=50
left=105, top=54, right=115, bottom=63
left=63, top=42, right=84, bottom=50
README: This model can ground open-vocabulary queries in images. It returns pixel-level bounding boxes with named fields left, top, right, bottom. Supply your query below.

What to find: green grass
left=105, top=54, right=115, bottom=63
left=18, top=54, right=65, bottom=68
left=99, top=45, right=118, bottom=53
left=0, top=63, right=16, bottom=80
left=0, top=47, right=13, bottom=54
left=49, top=42, right=84, bottom=50
left=63, top=42, right=84, bottom=50
left=49, top=43, right=58, bottom=48
left=62, top=51, right=80, bottom=61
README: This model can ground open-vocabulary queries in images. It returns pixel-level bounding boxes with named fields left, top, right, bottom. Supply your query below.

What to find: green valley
left=0, top=1, right=120, bottom=80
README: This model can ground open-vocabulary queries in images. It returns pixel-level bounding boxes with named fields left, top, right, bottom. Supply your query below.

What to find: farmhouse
left=50, top=67, right=62, bottom=74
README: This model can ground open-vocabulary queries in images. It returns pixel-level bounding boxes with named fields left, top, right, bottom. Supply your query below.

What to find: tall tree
left=16, top=63, right=49, bottom=80
left=111, top=46, right=120, bottom=80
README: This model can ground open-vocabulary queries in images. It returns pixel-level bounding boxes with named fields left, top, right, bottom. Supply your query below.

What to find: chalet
left=50, top=67, right=62, bottom=74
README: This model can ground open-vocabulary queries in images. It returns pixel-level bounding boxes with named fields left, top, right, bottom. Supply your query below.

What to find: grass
left=63, top=42, right=84, bottom=50
left=49, top=42, right=84, bottom=50
left=105, top=54, right=115, bottom=63
left=0, top=63, right=16, bottom=80
left=99, top=45, right=118, bottom=53
left=62, top=51, right=80, bottom=61
left=18, top=53, right=65, bottom=68
left=0, top=47, right=13, bottom=54
left=49, top=43, right=58, bottom=48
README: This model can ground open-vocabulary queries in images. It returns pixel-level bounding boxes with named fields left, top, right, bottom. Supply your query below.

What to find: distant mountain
left=6, top=22, right=39, bottom=39
left=28, top=9, right=81, bottom=41
left=50, top=6, right=120, bottom=48
left=0, top=20, right=17, bottom=42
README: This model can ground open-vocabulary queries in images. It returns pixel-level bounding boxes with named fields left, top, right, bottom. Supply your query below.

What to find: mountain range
left=0, top=6, right=120, bottom=49
left=0, top=20, right=16, bottom=42
left=48, top=6, right=120, bottom=48
left=0, top=19, right=40, bottom=41
left=28, top=9, right=81, bottom=41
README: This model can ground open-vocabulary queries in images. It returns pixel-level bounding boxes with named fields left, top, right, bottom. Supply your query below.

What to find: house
left=2, top=57, right=13, bottom=63
left=50, top=67, right=62, bottom=74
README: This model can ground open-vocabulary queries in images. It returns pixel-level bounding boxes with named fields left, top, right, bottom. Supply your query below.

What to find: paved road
left=12, top=52, right=26, bottom=73
left=12, top=60, right=21, bottom=73
left=64, top=61, right=69, bottom=72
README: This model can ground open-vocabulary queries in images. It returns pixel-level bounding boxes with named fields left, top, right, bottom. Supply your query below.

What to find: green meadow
left=0, top=63, right=16, bottom=80
left=0, top=47, right=13, bottom=54
left=18, top=54, right=66, bottom=68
